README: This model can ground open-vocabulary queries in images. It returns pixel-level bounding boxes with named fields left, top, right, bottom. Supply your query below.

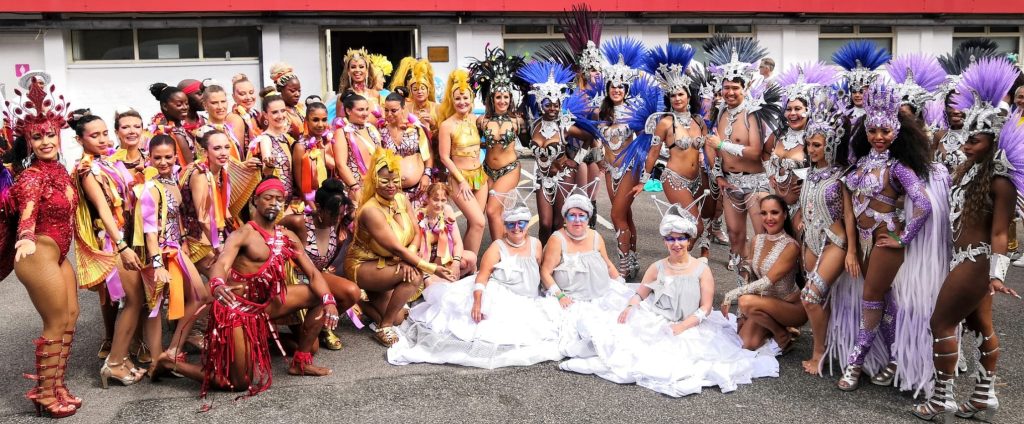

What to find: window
left=818, top=25, right=894, bottom=62
left=953, top=26, right=1021, bottom=58
left=70, top=27, right=261, bottom=62
left=503, top=25, right=566, bottom=58
left=668, top=24, right=755, bottom=63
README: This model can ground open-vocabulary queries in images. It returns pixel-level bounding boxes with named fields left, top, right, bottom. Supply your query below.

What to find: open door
left=324, top=28, right=417, bottom=98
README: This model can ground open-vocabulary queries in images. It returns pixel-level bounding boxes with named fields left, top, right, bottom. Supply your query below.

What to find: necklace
left=723, top=103, right=744, bottom=145
left=781, top=128, right=805, bottom=151
left=765, top=231, right=787, bottom=242
left=539, top=119, right=560, bottom=140
left=156, top=175, right=177, bottom=186
left=504, top=236, right=525, bottom=248
left=565, top=229, right=587, bottom=241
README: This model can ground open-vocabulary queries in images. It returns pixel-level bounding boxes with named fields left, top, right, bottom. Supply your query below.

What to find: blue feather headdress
left=832, top=40, right=891, bottom=92
left=614, top=75, right=663, bottom=176
left=516, top=61, right=575, bottom=117
left=642, top=43, right=696, bottom=94
left=601, top=37, right=648, bottom=89
left=952, top=56, right=1019, bottom=138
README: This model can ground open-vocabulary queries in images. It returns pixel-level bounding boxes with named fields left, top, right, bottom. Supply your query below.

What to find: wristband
left=152, top=254, right=165, bottom=269
left=210, top=277, right=226, bottom=289
left=473, top=283, right=486, bottom=292
left=424, top=167, right=434, bottom=177
left=546, top=284, right=562, bottom=296
left=990, top=253, right=1010, bottom=283
left=691, top=308, right=708, bottom=324
left=322, top=293, right=337, bottom=306
left=416, top=259, right=438, bottom=274
left=638, top=171, right=651, bottom=184
left=118, top=244, right=130, bottom=253
left=718, top=141, right=745, bottom=156
left=555, top=292, right=567, bottom=300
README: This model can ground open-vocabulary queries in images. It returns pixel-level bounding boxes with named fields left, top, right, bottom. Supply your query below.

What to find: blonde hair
left=390, top=57, right=417, bottom=92
left=438, top=69, right=474, bottom=122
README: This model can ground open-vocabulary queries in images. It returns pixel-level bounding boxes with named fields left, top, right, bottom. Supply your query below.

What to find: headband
left=255, top=178, right=287, bottom=197
left=182, top=81, right=203, bottom=95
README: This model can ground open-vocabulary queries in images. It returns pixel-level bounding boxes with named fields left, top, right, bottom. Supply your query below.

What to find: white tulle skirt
left=559, top=303, right=780, bottom=397
left=388, top=276, right=566, bottom=369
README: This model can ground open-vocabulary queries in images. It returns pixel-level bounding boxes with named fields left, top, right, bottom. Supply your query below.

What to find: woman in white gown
left=559, top=202, right=779, bottom=397
left=387, top=204, right=564, bottom=369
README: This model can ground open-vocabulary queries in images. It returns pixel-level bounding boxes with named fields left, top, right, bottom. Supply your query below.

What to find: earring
left=22, top=152, right=35, bottom=168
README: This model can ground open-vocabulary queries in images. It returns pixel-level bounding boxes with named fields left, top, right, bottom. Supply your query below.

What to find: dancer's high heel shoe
left=871, top=361, right=897, bottom=386
left=911, top=372, right=956, bottom=423
left=55, top=330, right=82, bottom=409
left=956, top=370, right=1000, bottom=422
left=25, top=336, right=76, bottom=418
left=100, top=357, right=144, bottom=389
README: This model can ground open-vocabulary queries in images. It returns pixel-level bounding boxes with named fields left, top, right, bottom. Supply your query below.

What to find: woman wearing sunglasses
left=388, top=202, right=562, bottom=369
left=559, top=202, right=779, bottom=396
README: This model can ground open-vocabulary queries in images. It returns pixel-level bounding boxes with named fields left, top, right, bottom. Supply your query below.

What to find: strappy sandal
left=374, top=326, right=399, bottom=347
left=871, top=361, right=897, bottom=386
left=837, top=364, right=863, bottom=392
left=320, top=328, right=343, bottom=350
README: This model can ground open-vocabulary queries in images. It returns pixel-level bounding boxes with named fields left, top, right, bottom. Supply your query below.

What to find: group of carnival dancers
left=2, top=5, right=1024, bottom=422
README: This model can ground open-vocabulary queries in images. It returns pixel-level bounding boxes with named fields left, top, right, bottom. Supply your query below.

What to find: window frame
left=68, top=26, right=261, bottom=64
left=952, top=25, right=1023, bottom=57
left=817, top=25, right=895, bottom=63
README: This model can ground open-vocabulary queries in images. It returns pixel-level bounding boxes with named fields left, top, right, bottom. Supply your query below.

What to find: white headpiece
left=652, top=191, right=710, bottom=237
left=559, top=180, right=599, bottom=217
left=491, top=186, right=537, bottom=222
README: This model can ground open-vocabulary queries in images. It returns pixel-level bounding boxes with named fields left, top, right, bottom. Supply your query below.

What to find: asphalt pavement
left=1, top=158, right=1021, bottom=423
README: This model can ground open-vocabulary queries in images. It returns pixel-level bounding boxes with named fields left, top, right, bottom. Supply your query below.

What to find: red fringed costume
left=201, top=222, right=294, bottom=398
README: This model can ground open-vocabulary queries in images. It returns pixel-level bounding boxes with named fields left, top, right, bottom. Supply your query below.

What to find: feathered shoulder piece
left=643, top=43, right=696, bottom=94
left=937, top=40, right=1003, bottom=101
left=776, top=61, right=839, bottom=106
left=468, top=45, right=526, bottom=100
left=996, top=111, right=1024, bottom=205
left=832, top=40, right=891, bottom=92
left=601, top=37, right=648, bottom=88
left=745, top=79, right=784, bottom=136
left=887, top=53, right=947, bottom=112
left=953, top=57, right=1019, bottom=137
left=706, top=36, right=767, bottom=86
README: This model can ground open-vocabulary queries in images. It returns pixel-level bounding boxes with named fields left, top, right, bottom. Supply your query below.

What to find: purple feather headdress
left=863, top=84, right=901, bottom=135
left=776, top=61, right=840, bottom=107
left=952, top=56, right=1020, bottom=137
left=997, top=111, right=1024, bottom=204
left=887, top=53, right=946, bottom=112
left=562, top=3, right=603, bottom=73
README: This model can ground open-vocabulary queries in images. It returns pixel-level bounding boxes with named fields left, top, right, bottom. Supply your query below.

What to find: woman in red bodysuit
left=1, top=80, right=81, bottom=418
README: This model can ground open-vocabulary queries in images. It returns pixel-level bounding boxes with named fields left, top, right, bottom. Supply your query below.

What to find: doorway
left=325, top=28, right=417, bottom=96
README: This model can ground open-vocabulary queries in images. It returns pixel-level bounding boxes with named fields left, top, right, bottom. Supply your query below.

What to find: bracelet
left=424, top=167, right=434, bottom=177
left=347, top=182, right=359, bottom=189
left=416, top=259, right=438, bottom=274
left=638, top=171, right=651, bottom=184
left=555, top=292, right=567, bottom=300
left=322, top=293, right=337, bottom=306
left=453, top=255, right=462, bottom=263
left=546, top=284, right=562, bottom=296
left=691, top=308, right=708, bottom=324
left=118, top=244, right=130, bottom=253
left=152, top=254, right=165, bottom=269
left=990, top=253, right=1010, bottom=283
left=473, top=283, right=486, bottom=292
left=210, top=277, right=226, bottom=289
left=626, top=304, right=634, bottom=308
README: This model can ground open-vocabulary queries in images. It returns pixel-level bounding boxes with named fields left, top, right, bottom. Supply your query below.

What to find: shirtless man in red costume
left=153, top=177, right=340, bottom=397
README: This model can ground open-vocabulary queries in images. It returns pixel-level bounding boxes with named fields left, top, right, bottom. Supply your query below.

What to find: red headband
left=255, top=179, right=286, bottom=197
left=182, top=81, right=202, bottom=95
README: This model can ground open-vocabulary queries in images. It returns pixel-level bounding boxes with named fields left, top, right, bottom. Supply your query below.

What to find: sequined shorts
left=662, top=167, right=701, bottom=194
left=949, top=242, right=991, bottom=271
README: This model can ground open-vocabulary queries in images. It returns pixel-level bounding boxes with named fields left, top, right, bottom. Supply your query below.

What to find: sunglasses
left=505, top=220, right=529, bottom=230
left=663, top=235, right=689, bottom=243
left=565, top=213, right=589, bottom=223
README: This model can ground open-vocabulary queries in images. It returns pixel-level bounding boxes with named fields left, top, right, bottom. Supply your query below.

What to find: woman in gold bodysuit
left=437, top=69, right=487, bottom=254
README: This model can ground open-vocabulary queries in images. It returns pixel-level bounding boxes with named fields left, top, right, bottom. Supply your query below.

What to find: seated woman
left=279, top=179, right=362, bottom=351
left=721, top=195, right=807, bottom=353
left=416, top=183, right=477, bottom=282
left=559, top=202, right=779, bottom=397
left=388, top=200, right=563, bottom=369
left=343, top=149, right=456, bottom=347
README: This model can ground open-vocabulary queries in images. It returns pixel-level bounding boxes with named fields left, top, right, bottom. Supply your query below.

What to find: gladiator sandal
left=55, top=331, right=82, bottom=409
left=627, top=251, right=640, bottom=281
left=911, top=371, right=956, bottom=423
left=25, top=336, right=76, bottom=418
left=616, top=249, right=631, bottom=280
left=837, top=364, right=863, bottom=392
left=588, top=200, right=598, bottom=229
left=956, top=336, right=1001, bottom=422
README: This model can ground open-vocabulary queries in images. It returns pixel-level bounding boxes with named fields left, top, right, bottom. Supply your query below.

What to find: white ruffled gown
left=559, top=260, right=780, bottom=397
left=388, top=239, right=565, bottom=369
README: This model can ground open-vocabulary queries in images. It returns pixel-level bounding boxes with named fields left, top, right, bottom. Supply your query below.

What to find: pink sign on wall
left=15, top=64, right=30, bottom=77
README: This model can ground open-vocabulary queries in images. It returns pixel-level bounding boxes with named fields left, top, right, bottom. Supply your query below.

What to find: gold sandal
left=320, top=329, right=343, bottom=350
left=374, top=326, right=399, bottom=347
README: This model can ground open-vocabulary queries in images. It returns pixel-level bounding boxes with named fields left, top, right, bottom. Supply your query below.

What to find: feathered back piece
left=937, top=41, right=1003, bottom=101
left=643, top=43, right=696, bottom=94
left=805, top=88, right=849, bottom=165
left=706, top=36, right=767, bottom=87
left=832, top=40, right=891, bottom=92
left=776, top=61, right=840, bottom=106
left=746, top=79, right=785, bottom=136
left=953, top=57, right=1020, bottom=137
left=997, top=111, right=1024, bottom=207
left=517, top=61, right=575, bottom=116
left=368, top=54, right=393, bottom=77
left=410, top=60, right=437, bottom=102
left=562, top=3, right=604, bottom=73
left=468, top=45, right=526, bottom=101
left=863, top=84, right=902, bottom=134
left=887, top=53, right=947, bottom=112
left=601, top=37, right=648, bottom=88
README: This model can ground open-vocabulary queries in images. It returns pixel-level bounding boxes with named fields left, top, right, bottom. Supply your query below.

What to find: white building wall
left=757, top=25, right=820, bottom=74
left=894, top=26, right=954, bottom=57
left=279, top=25, right=325, bottom=99
left=0, top=31, right=46, bottom=96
